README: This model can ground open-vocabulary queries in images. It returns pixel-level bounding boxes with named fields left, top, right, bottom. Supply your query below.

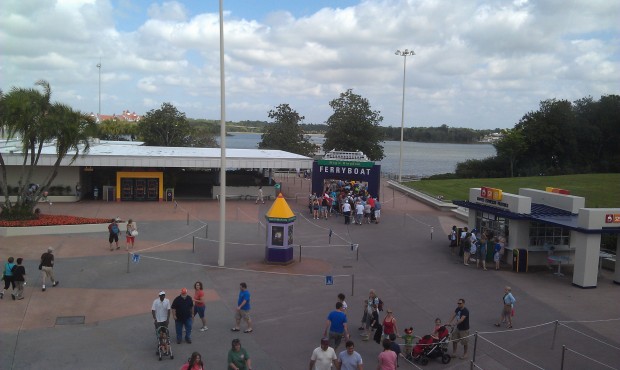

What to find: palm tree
left=0, top=80, right=96, bottom=220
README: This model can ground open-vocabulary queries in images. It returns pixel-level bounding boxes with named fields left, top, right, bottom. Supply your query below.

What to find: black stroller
left=155, top=326, right=174, bottom=361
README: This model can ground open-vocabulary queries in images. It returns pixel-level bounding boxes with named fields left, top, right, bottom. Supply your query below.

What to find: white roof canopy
left=0, top=140, right=314, bottom=169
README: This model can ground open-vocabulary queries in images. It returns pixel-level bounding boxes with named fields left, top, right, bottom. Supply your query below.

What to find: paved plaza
left=1, top=176, right=619, bottom=369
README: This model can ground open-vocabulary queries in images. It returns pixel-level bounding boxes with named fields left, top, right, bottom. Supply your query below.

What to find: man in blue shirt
left=324, top=302, right=349, bottom=351
left=232, top=282, right=253, bottom=333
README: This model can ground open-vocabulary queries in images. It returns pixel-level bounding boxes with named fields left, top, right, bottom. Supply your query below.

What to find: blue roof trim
left=452, top=200, right=620, bottom=235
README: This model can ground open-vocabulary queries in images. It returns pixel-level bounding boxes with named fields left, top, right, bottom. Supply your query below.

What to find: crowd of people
left=308, top=180, right=381, bottom=225
left=309, top=283, right=517, bottom=370
left=150, top=282, right=253, bottom=370
left=450, top=226, right=507, bottom=270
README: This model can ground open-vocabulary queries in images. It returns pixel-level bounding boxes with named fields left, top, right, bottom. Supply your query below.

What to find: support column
left=614, top=237, right=620, bottom=285
left=572, top=231, right=601, bottom=288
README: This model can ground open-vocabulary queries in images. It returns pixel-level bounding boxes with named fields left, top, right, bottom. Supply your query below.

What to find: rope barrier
left=399, top=354, right=424, bottom=370
left=404, top=213, right=433, bottom=228
left=193, top=236, right=350, bottom=250
left=476, top=335, right=546, bottom=370
left=236, top=206, right=258, bottom=222
left=563, top=346, right=619, bottom=370
left=558, top=322, right=620, bottom=351
left=298, top=211, right=353, bottom=245
left=560, top=318, right=620, bottom=324
left=132, top=224, right=206, bottom=253
left=193, top=237, right=261, bottom=246
left=173, top=202, right=208, bottom=226
left=476, top=320, right=556, bottom=335
left=129, top=253, right=352, bottom=278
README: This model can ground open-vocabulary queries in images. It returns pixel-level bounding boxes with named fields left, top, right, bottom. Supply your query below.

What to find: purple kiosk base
left=264, top=193, right=296, bottom=265
left=265, top=246, right=294, bottom=265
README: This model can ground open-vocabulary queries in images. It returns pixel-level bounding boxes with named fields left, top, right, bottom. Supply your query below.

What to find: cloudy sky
left=1, top=0, right=618, bottom=129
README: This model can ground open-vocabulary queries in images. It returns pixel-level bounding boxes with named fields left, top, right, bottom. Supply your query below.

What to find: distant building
left=91, top=110, right=142, bottom=123
left=479, top=132, right=503, bottom=143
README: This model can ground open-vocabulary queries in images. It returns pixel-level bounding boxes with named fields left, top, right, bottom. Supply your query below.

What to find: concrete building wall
left=4, top=166, right=79, bottom=191
left=519, top=188, right=585, bottom=213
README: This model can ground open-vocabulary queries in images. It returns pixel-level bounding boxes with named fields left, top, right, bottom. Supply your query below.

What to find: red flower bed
left=0, top=214, right=113, bottom=227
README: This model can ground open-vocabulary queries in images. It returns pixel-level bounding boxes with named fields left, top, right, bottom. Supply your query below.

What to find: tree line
left=454, top=95, right=620, bottom=178
left=2, top=79, right=617, bottom=220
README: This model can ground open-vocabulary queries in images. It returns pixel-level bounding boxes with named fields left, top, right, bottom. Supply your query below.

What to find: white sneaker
left=200, top=326, right=208, bottom=332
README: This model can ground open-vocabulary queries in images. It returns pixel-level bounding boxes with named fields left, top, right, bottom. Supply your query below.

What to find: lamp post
left=97, top=60, right=101, bottom=120
left=395, top=49, right=414, bottom=182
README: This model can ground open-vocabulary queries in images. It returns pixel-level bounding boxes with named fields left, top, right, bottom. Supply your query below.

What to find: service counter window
left=529, top=221, right=570, bottom=248
left=475, top=211, right=510, bottom=245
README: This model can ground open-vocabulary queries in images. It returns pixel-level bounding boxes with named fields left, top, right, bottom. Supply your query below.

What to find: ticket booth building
left=453, top=187, right=620, bottom=288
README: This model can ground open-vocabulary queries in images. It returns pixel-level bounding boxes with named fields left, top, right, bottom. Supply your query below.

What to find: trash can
left=274, top=183, right=281, bottom=197
left=512, top=249, right=528, bottom=272
left=165, top=188, right=174, bottom=202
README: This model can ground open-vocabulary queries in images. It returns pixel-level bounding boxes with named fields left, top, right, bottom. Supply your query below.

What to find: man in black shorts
left=448, top=298, right=470, bottom=360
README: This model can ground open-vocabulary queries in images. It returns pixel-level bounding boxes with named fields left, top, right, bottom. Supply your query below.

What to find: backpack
left=377, top=298, right=384, bottom=312
left=111, top=224, right=119, bottom=234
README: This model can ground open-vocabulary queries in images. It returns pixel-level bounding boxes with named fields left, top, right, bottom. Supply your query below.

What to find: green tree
left=258, top=104, right=318, bottom=156
left=138, top=103, right=217, bottom=148
left=494, top=128, right=527, bottom=177
left=323, top=89, right=385, bottom=161
left=98, top=119, right=137, bottom=141
left=515, top=99, right=578, bottom=175
left=0, top=80, right=96, bottom=220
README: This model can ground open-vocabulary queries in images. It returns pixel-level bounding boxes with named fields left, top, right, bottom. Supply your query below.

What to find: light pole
left=395, top=49, right=414, bottom=182
left=97, top=60, right=101, bottom=120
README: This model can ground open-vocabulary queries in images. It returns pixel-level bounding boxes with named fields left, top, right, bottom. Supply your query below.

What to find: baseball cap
left=159, top=291, right=166, bottom=296
left=321, top=337, right=329, bottom=344
left=181, top=288, right=188, bottom=294
left=47, top=247, right=54, bottom=252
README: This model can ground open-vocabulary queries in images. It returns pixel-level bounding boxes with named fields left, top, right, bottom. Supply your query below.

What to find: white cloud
left=1, top=0, right=618, bottom=129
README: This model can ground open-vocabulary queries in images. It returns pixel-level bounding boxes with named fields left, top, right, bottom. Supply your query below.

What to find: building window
left=475, top=211, right=510, bottom=245
left=529, top=221, right=570, bottom=247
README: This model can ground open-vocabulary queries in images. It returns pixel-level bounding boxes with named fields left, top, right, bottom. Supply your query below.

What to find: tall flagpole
left=218, top=0, right=227, bottom=266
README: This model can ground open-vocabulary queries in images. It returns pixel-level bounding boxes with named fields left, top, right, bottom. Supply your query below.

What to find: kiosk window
left=529, top=221, right=570, bottom=247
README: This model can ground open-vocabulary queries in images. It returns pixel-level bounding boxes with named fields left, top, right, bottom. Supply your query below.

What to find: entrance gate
left=120, top=178, right=159, bottom=201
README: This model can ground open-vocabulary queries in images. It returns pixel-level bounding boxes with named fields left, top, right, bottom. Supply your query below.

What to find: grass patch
left=405, top=173, right=620, bottom=208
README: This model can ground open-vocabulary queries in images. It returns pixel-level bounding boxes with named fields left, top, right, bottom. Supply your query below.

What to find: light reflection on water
left=217, top=133, right=496, bottom=177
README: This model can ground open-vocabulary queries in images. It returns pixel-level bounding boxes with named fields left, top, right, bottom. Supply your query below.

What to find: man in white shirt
left=309, top=337, right=337, bottom=370
left=152, top=291, right=171, bottom=329
left=342, top=200, right=352, bottom=225
left=354, top=201, right=364, bottom=225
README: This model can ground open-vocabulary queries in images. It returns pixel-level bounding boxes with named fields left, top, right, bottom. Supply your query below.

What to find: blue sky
left=1, top=0, right=618, bottom=129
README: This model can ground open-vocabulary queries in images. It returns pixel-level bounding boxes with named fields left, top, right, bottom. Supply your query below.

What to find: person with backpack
left=1, top=256, right=16, bottom=299
left=108, top=217, right=121, bottom=251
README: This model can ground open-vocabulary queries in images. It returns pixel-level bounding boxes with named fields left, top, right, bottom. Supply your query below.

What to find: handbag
left=131, top=230, right=138, bottom=237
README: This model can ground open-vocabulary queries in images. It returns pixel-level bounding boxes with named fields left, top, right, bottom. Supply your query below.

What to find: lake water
left=218, top=133, right=496, bottom=177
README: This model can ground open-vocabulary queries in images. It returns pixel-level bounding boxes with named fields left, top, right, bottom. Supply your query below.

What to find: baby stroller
left=411, top=325, right=452, bottom=365
left=155, top=325, right=174, bottom=361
